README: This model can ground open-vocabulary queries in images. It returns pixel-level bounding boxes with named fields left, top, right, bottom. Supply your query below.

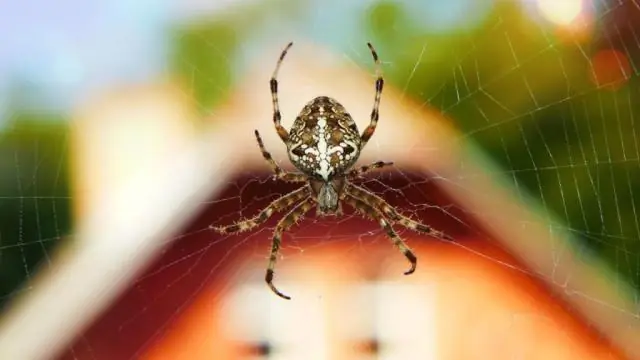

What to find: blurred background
left=0, top=0, right=639, bottom=359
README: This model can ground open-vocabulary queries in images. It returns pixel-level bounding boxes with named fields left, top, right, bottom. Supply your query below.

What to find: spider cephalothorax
left=212, top=42, right=452, bottom=299
left=309, top=177, right=345, bottom=215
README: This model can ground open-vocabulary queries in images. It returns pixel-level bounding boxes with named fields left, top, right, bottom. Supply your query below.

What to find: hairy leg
left=347, top=161, right=393, bottom=179
left=266, top=197, right=315, bottom=300
left=211, top=187, right=310, bottom=234
left=255, top=130, right=306, bottom=182
left=343, top=193, right=417, bottom=275
left=346, top=183, right=453, bottom=241
left=270, top=42, right=294, bottom=142
left=359, top=43, right=384, bottom=150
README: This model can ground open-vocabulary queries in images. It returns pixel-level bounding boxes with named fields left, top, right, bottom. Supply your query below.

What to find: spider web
left=0, top=0, right=639, bottom=359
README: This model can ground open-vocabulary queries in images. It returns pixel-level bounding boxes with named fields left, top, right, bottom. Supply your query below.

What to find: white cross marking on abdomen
left=315, top=117, right=332, bottom=180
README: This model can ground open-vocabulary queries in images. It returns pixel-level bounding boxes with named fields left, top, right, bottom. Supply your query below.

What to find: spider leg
left=266, top=197, right=315, bottom=300
left=359, top=43, right=384, bottom=151
left=270, top=42, right=294, bottom=143
left=211, top=186, right=310, bottom=234
left=346, top=183, right=453, bottom=241
left=343, top=193, right=416, bottom=275
left=347, top=161, right=394, bottom=180
left=254, top=130, right=306, bottom=183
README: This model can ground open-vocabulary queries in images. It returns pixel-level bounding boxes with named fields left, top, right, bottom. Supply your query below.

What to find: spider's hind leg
left=210, top=186, right=310, bottom=234
left=343, top=193, right=417, bottom=275
left=266, top=197, right=315, bottom=300
left=346, top=183, right=453, bottom=241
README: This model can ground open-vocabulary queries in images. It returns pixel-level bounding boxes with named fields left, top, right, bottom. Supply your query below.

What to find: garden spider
left=212, top=42, right=452, bottom=299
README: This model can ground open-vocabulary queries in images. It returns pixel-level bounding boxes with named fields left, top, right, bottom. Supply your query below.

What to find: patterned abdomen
left=287, top=96, right=361, bottom=180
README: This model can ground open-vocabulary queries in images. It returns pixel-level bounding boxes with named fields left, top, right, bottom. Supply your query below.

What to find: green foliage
left=365, top=2, right=640, bottom=288
left=0, top=115, right=71, bottom=309
left=170, top=21, right=238, bottom=114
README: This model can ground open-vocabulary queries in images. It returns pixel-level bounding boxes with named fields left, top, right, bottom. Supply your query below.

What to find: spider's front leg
left=254, top=130, right=306, bottom=183
left=270, top=42, right=294, bottom=142
left=343, top=194, right=417, bottom=275
left=359, top=43, right=384, bottom=151
left=266, top=197, right=315, bottom=300
left=211, top=187, right=309, bottom=234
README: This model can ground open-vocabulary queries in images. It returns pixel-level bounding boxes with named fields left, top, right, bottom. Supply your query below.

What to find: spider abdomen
left=287, top=96, right=361, bottom=180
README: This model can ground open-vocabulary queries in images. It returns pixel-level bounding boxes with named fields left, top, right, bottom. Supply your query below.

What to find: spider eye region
left=287, top=97, right=361, bottom=181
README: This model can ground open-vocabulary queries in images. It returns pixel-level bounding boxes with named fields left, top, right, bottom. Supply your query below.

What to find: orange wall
left=142, top=239, right=621, bottom=360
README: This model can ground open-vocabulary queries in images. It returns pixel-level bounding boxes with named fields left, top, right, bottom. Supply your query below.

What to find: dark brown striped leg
left=343, top=194, right=416, bottom=275
left=270, top=42, right=294, bottom=142
left=266, top=197, right=315, bottom=300
left=347, top=161, right=393, bottom=179
left=360, top=43, right=383, bottom=150
left=211, top=187, right=310, bottom=234
left=346, top=183, right=452, bottom=241
left=255, top=130, right=306, bottom=183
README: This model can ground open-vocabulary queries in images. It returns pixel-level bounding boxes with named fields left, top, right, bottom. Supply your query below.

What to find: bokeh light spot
left=537, top=0, right=583, bottom=25
left=589, top=49, right=631, bottom=90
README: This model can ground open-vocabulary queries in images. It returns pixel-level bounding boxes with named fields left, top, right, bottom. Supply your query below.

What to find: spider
left=212, top=42, right=452, bottom=300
